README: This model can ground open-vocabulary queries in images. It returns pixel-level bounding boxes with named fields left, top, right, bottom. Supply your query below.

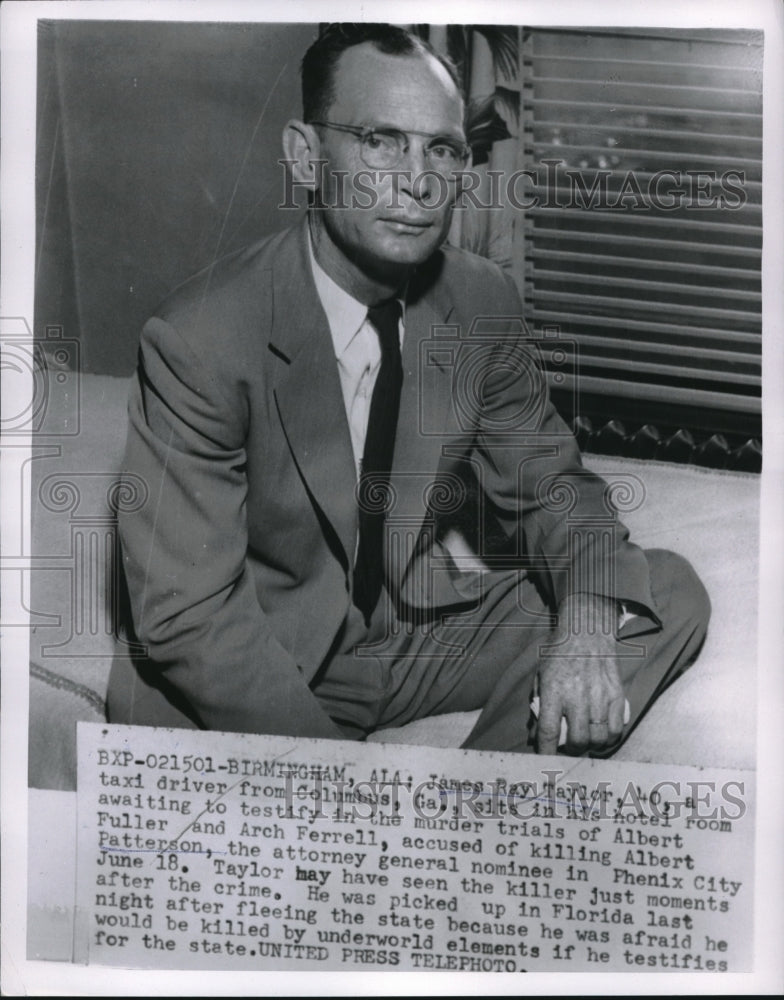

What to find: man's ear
left=281, top=119, right=323, bottom=192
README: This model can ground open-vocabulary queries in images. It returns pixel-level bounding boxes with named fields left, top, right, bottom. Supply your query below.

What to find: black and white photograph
left=2, top=0, right=782, bottom=994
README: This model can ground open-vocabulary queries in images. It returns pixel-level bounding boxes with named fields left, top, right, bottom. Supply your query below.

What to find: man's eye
left=365, top=132, right=396, bottom=151
left=429, top=142, right=460, bottom=162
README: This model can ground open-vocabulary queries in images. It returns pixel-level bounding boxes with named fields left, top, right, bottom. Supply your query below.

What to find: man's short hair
left=301, top=23, right=462, bottom=124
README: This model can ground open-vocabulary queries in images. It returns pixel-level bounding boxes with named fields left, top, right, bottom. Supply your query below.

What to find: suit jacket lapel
left=393, top=272, right=455, bottom=509
left=387, top=257, right=458, bottom=601
left=268, top=222, right=357, bottom=569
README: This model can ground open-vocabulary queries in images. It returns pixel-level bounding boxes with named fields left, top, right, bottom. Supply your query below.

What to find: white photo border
left=2, top=0, right=782, bottom=995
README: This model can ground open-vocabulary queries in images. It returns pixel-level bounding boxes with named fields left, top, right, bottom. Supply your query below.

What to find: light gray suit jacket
left=110, top=219, right=657, bottom=734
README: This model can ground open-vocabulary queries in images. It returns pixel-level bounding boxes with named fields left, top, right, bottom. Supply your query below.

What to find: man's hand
left=536, top=593, right=625, bottom=755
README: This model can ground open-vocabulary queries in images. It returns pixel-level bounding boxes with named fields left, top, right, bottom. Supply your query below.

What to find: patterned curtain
left=419, top=25, right=522, bottom=270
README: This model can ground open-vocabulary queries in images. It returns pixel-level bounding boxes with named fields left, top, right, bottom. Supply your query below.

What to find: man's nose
left=398, top=141, right=434, bottom=201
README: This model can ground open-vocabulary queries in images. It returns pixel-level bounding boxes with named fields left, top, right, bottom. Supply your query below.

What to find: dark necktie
left=353, top=298, right=403, bottom=622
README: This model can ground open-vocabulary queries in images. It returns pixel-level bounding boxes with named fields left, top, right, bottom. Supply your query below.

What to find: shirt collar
left=307, top=230, right=405, bottom=359
left=308, top=234, right=368, bottom=359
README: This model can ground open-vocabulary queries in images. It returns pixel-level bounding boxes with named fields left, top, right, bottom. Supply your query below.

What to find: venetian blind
left=519, top=27, right=763, bottom=444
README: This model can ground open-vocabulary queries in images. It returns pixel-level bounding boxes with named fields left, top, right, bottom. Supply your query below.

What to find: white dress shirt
left=308, top=240, right=405, bottom=477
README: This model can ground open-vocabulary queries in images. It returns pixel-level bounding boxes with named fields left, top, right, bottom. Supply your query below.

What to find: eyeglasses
left=309, top=121, right=471, bottom=173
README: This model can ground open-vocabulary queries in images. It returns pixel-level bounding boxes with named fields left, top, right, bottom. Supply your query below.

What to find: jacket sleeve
left=467, top=272, right=660, bottom=629
left=118, top=315, right=345, bottom=736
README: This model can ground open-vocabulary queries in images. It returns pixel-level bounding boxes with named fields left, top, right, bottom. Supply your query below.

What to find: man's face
left=314, top=43, right=465, bottom=280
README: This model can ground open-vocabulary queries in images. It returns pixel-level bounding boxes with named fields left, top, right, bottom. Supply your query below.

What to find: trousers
left=312, top=548, right=711, bottom=754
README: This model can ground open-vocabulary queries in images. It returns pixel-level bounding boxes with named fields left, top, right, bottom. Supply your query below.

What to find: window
left=519, top=28, right=762, bottom=464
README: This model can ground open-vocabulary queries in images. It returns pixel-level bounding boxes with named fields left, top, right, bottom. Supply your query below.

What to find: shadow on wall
left=35, top=19, right=316, bottom=376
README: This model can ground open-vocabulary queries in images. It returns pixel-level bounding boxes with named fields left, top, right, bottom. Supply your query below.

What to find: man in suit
left=109, top=23, right=710, bottom=756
